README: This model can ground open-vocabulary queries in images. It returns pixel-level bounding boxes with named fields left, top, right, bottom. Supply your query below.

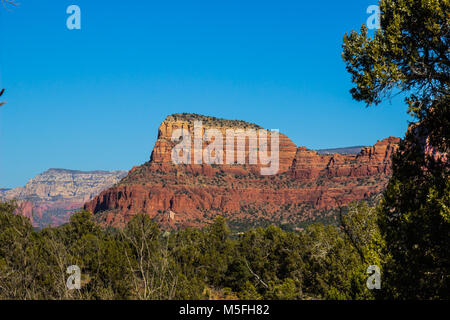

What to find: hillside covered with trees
left=0, top=201, right=384, bottom=300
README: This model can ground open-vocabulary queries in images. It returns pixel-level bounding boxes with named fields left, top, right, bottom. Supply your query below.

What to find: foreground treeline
left=0, top=201, right=388, bottom=300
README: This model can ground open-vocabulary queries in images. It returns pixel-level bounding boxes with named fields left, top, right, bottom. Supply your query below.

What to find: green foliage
left=0, top=201, right=45, bottom=299
left=300, top=222, right=376, bottom=300
left=340, top=202, right=385, bottom=268
left=342, top=0, right=449, bottom=119
left=379, top=127, right=450, bottom=299
left=265, top=279, right=298, bottom=300
left=0, top=202, right=383, bottom=300
left=237, top=281, right=262, bottom=300
left=343, top=0, right=449, bottom=300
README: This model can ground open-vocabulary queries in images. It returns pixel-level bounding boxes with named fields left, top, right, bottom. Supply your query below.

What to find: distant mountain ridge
left=1, top=168, right=127, bottom=228
left=315, top=146, right=365, bottom=155
left=44, top=168, right=126, bottom=175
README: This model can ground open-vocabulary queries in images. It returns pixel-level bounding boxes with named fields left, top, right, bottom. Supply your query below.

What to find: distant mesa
left=45, top=168, right=126, bottom=175
left=1, top=169, right=127, bottom=228
left=315, top=146, right=365, bottom=155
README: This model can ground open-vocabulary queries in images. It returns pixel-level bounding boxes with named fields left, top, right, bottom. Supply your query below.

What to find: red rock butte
left=84, top=113, right=401, bottom=230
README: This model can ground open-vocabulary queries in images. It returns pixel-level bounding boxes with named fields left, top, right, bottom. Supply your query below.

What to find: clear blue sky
left=0, top=0, right=411, bottom=188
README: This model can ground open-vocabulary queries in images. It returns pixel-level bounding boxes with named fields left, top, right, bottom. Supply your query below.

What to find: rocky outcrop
left=85, top=114, right=400, bottom=230
left=290, top=137, right=400, bottom=180
left=1, top=169, right=127, bottom=228
left=150, top=113, right=297, bottom=173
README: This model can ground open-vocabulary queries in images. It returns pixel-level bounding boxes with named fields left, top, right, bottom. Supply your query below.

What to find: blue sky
left=0, top=0, right=411, bottom=188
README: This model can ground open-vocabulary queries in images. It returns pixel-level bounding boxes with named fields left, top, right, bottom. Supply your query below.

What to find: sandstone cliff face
left=1, top=169, right=127, bottom=228
left=85, top=114, right=400, bottom=230
left=290, top=137, right=400, bottom=180
left=150, top=113, right=297, bottom=173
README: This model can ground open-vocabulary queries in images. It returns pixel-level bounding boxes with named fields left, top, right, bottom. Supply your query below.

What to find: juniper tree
left=342, top=0, right=449, bottom=299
